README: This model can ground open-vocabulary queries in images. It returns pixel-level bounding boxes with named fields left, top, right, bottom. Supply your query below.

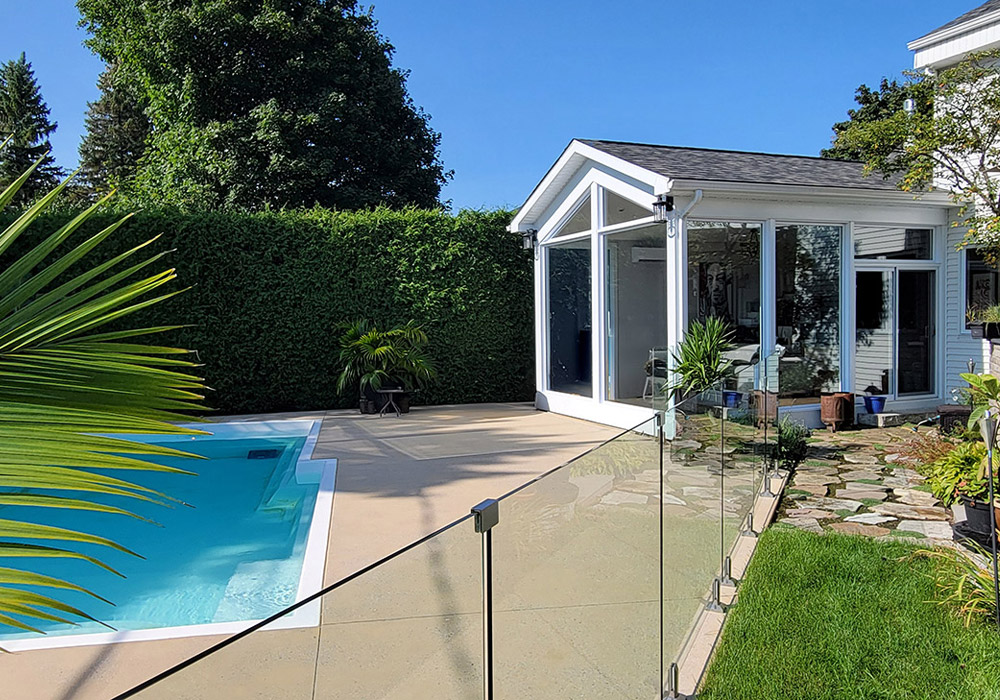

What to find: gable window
left=551, top=195, right=591, bottom=239
left=966, top=247, right=1000, bottom=327
left=603, top=191, right=650, bottom=227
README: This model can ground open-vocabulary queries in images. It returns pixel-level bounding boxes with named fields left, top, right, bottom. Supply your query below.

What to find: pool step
left=213, top=558, right=300, bottom=623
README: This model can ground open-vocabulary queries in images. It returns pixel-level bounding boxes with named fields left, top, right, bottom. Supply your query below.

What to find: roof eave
left=668, top=178, right=954, bottom=205
left=908, top=8, right=1000, bottom=51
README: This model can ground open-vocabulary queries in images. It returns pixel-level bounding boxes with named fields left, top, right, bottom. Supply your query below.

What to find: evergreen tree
left=0, top=53, right=63, bottom=204
left=77, top=0, right=449, bottom=211
left=78, top=65, right=150, bottom=194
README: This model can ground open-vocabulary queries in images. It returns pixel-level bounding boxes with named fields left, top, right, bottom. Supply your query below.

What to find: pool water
left=0, top=434, right=321, bottom=641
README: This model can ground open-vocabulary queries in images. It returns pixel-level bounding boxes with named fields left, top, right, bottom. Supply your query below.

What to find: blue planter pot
left=723, top=390, right=741, bottom=408
left=863, top=395, right=886, bottom=414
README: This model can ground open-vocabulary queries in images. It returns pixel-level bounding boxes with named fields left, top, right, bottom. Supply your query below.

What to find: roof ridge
left=579, top=138, right=863, bottom=164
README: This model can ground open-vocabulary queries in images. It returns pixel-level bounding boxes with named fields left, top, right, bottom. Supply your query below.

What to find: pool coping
left=2, top=419, right=336, bottom=652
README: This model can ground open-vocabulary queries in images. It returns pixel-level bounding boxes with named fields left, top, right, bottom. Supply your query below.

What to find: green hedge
left=16, top=207, right=534, bottom=414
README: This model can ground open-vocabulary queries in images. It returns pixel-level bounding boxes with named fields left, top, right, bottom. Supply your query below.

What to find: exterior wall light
left=652, top=194, right=674, bottom=223
left=521, top=228, right=537, bottom=250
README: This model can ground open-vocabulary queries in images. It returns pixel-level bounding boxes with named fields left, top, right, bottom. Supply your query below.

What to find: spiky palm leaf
left=0, top=150, right=205, bottom=635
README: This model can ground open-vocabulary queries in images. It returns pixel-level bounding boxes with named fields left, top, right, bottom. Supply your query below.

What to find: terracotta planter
left=753, top=389, right=778, bottom=426
left=820, top=392, right=854, bottom=432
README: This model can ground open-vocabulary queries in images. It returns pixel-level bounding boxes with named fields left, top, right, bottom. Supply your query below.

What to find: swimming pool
left=0, top=419, right=336, bottom=650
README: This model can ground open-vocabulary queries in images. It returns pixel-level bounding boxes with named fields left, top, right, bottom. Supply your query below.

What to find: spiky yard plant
left=0, top=149, right=204, bottom=636
left=336, top=319, right=436, bottom=396
left=669, top=316, right=736, bottom=396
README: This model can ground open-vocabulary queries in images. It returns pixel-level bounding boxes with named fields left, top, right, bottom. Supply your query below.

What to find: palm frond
left=0, top=164, right=205, bottom=635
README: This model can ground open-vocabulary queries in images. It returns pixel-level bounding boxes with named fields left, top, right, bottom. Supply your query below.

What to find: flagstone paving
left=776, top=424, right=957, bottom=544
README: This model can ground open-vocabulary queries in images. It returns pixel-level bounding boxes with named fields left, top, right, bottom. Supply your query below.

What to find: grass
left=860, top=498, right=884, bottom=507
left=700, top=529, right=1000, bottom=699
left=855, top=478, right=884, bottom=485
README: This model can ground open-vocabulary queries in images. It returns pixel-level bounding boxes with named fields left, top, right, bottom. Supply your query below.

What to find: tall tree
left=831, top=51, right=1000, bottom=261
left=78, top=64, right=150, bottom=194
left=821, top=78, right=932, bottom=161
left=0, top=53, right=63, bottom=205
left=76, top=0, right=449, bottom=211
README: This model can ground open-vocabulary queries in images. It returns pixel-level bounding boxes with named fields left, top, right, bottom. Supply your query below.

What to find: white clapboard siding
left=944, top=219, right=989, bottom=396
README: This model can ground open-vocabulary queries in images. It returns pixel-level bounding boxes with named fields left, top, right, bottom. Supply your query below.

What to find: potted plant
left=926, top=440, right=998, bottom=535
left=967, top=305, right=1000, bottom=340
left=336, top=320, right=436, bottom=414
left=669, top=317, right=736, bottom=403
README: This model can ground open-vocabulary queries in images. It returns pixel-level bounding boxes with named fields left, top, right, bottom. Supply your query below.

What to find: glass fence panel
left=721, top=364, right=761, bottom=575
left=661, top=385, right=724, bottom=668
left=492, top=419, right=661, bottom=699
left=126, top=515, right=482, bottom=700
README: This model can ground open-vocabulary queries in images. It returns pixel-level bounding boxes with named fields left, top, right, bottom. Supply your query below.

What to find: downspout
left=676, top=189, right=704, bottom=219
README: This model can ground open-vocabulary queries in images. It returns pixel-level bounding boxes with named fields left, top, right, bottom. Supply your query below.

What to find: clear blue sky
left=0, top=0, right=974, bottom=210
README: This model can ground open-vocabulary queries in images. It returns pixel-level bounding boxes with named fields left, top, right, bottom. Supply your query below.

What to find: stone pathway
left=776, top=425, right=956, bottom=544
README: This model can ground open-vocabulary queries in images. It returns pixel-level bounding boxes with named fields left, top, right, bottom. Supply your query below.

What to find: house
left=509, top=139, right=955, bottom=429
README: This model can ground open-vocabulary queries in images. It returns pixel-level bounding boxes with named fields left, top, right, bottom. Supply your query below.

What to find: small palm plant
left=336, top=320, right=436, bottom=403
left=0, top=148, right=204, bottom=635
left=669, top=316, right=736, bottom=396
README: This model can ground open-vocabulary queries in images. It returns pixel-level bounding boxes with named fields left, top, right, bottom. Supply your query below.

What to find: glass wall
left=776, top=225, right=842, bottom=402
left=687, top=221, right=761, bottom=393
left=604, top=224, right=666, bottom=406
left=548, top=237, right=592, bottom=396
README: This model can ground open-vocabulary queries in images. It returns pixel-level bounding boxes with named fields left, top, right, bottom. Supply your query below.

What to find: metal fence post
left=472, top=499, right=499, bottom=700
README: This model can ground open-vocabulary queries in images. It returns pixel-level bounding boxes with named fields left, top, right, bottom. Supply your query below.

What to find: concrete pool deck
left=7, top=403, right=618, bottom=700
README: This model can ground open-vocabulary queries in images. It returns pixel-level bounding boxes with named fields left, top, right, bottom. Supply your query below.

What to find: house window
left=547, top=237, right=592, bottom=396
left=687, top=221, right=761, bottom=347
left=776, top=225, right=842, bottom=401
left=966, top=247, right=1000, bottom=327
left=551, top=195, right=591, bottom=239
left=603, top=191, right=650, bottom=227
left=854, top=226, right=932, bottom=260
left=604, top=224, right=666, bottom=406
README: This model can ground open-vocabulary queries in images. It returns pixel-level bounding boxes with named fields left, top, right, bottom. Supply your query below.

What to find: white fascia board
left=908, top=10, right=1000, bottom=51
left=509, top=140, right=669, bottom=232
left=667, top=179, right=954, bottom=207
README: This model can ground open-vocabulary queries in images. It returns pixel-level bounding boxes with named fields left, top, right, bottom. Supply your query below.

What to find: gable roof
left=913, top=0, right=1000, bottom=43
left=578, top=139, right=899, bottom=191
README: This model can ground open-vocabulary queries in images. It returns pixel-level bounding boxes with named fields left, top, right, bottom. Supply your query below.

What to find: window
left=604, top=191, right=650, bottom=227
left=854, top=226, right=932, bottom=260
left=966, top=247, right=999, bottom=327
left=547, top=237, right=592, bottom=396
left=604, top=225, right=666, bottom=406
left=551, top=195, right=591, bottom=239
left=776, top=225, right=841, bottom=401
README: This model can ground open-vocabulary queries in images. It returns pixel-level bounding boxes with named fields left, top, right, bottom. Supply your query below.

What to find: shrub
left=925, top=440, right=989, bottom=506
left=670, top=317, right=735, bottom=395
left=7, top=206, right=533, bottom=414
left=775, top=418, right=810, bottom=470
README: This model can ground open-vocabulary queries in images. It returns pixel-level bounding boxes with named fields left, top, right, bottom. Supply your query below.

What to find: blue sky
left=0, top=0, right=974, bottom=210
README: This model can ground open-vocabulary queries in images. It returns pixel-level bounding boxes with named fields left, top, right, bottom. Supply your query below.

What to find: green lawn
left=700, top=528, right=1000, bottom=700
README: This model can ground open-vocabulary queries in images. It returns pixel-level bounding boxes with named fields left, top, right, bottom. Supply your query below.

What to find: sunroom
left=509, top=139, right=958, bottom=429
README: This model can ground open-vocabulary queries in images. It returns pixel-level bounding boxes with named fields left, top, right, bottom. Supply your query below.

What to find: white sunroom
left=509, top=139, right=982, bottom=430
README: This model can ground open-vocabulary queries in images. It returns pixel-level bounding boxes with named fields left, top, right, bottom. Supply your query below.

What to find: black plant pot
left=938, top=404, right=972, bottom=435
left=961, top=496, right=999, bottom=535
left=970, top=321, right=1000, bottom=340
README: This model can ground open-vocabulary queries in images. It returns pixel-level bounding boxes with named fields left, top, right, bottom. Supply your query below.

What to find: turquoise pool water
left=0, top=433, right=321, bottom=641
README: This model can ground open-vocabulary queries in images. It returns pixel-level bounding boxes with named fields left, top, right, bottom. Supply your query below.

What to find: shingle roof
left=579, top=140, right=899, bottom=191
left=914, top=0, right=1000, bottom=42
